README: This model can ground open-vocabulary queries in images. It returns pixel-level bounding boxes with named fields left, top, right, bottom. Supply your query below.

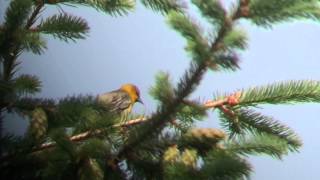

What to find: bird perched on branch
left=97, top=84, right=143, bottom=122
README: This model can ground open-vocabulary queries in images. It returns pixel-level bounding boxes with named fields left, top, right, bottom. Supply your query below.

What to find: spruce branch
left=116, top=2, right=245, bottom=160
left=4, top=0, right=33, bottom=32
left=4, top=0, right=318, bottom=178
left=226, top=134, right=290, bottom=159
left=1, top=0, right=44, bottom=81
left=239, top=80, right=320, bottom=106
left=191, top=0, right=226, bottom=26
left=25, top=0, right=44, bottom=29
left=167, top=9, right=242, bottom=71
left=22, top=117, right=147, bottom=155
left=248, top=0, right=320, bottom=27
left=149, top=71, right=175, bottom=106
left=1, top=0, right=35, bottom=81
left=20, top=31, right=47, bottom=54
left=201, top=150, right=252, bottom=179
left=238, top=109, right=301, bottom=151
left=0, top=80, right=13, bottom=97
left=18, top=93, right=238, bottom=154
left=0, top=1, right=44, bottom=152
left=176, top=100, right=207, bottom=127
left=11, top=97, right=56, bottom=112
left=117, top=62, right=208, bottom=159
left=141, top=0, right=184, bottom=14
left=51, top=0, right=135, bottom=16
left=38, top=13, right=89, bottom=42
left=210, top=52, right=240, bottom=71
left=220, top=108, right=302, bottom=152
left=222, top=28, right=248, bottom=51
left=13, top=74, right=42, bottom=95
left=167, top=12, right=211, bottom=63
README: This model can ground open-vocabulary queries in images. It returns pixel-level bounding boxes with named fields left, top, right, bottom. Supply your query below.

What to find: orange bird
left=97, top=84, right=143, bottom=121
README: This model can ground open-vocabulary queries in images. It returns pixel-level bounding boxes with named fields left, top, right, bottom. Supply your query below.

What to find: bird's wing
left=97, top=90, right=132, bottom=113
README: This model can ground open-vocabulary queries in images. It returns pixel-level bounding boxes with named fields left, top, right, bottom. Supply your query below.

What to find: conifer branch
left=141, top=0, right=184, bottom=14
left=116, top=2, right=245, bottom=160
left=237, top=109, right=301, bottom=151
left=21, top=31, right=47, bottom=54
left=1, top=1, right=44, bottom=81
left=4, top=0, right=318, bottom=178
left=226, top=133, right=289, bottom=159
left=38, top=13, right=89, bottom=42
left=13, top=74, right=42, bottom=95
left=0, top=0, right=44, bottom=157
left=32, top=117, right=147, bottom=152
left=52, top=0, right=135, bottom=16
left=16, top=93, right=238, bottom=155
left=201, top=150, right=252, bottom=179
left=25, top=1, right=44, bottom=29
left=13, top=80, right=317, bottom=155
left=248, top=0, right=320, bottom=27
left=239, top=80, right=320, bottom=106
left=219, top=108, right=302, bottom=152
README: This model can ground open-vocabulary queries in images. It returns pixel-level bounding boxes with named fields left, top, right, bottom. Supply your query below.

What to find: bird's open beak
left=137, top=97, right=144, bottom=104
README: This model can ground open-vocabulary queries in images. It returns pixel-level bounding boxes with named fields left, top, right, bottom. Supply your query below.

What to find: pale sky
left=3, top=1, right=320, bottom=179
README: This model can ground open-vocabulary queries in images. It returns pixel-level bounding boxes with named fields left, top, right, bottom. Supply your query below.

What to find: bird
left=97, top=83, right=143, bottom=122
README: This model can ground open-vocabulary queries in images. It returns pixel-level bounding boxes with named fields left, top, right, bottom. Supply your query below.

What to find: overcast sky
left=3, top=1, right=320, bottom=179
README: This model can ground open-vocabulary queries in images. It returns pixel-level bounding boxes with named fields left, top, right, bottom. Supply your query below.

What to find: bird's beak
left=137, top=97, right=144, bottom=104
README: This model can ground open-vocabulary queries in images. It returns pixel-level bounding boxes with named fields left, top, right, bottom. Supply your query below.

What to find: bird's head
left=120, top=84, right=143, bottom=104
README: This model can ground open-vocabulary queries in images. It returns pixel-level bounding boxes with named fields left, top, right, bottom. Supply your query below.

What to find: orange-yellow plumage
left=119, top=84, right=141, bottom=104
left=97, top=84, right=142, bottom=122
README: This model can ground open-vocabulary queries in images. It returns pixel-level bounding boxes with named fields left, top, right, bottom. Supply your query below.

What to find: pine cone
left=187, top=128, right=226, bottom=141
left=28, top=108, right=48, bottom=142
left=181, top=149, right=197, bottom=168
left=182, top=128, right=226, bottom=154
left=163, top=145, right=180, bottom=163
